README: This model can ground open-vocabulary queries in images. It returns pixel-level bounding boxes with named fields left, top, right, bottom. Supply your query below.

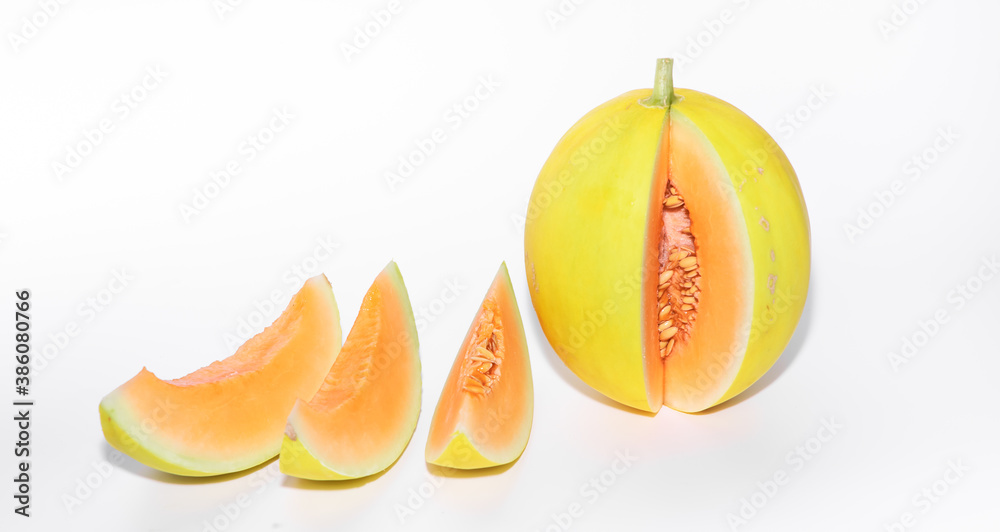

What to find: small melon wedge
left=425, top=263, right=533, bottom=469
left=280, top=262, right=421, bottom=480
left=99, top=275, right=342, bottom=476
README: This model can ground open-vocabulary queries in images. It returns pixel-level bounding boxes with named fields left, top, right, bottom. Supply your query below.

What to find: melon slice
left=280, top=261, right=420, bottom=480
left=99, top=275, right=342, bottom=476
left=425, top=263, right=533, bottom=469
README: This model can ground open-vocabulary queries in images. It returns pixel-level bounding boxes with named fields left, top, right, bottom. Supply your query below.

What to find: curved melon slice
left=425, top=263, right=533, bottom=469
left=99, top=275, right=342, bottom=476
left=280, top=262, right=420, bottom=480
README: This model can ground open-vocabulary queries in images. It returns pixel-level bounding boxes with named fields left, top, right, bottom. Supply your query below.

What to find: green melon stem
left=643, top=58, right=676, bottom=108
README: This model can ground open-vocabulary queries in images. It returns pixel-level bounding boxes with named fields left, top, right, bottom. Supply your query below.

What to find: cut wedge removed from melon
left=280, top=261, right=420, bottom=480
left=99, top=275, right=342, bottom=476
left=425, top=263, right=533, bottom=470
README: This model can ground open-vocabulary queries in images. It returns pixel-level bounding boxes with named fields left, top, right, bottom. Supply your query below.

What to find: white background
left=2, top=0, right=999, bottom=530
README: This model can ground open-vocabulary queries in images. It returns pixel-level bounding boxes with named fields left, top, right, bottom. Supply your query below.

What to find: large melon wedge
left=99, top=275, right=342, bottom=476
left=425, top=263, right=533, bottom=470
left=524, top=58, right=810, bottom=413
left=280, top=261, right=420, bottom=480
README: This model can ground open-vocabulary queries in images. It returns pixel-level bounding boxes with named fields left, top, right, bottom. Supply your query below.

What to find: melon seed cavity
left=462, top=302, right=504, bottom=395
left=657, top=181, right=700, bottom=358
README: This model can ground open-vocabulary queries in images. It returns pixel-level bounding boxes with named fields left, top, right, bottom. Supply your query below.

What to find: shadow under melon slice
left=99, top=275, right=342, bottom=477
left=280, top=261, right=420, bottom=480
left=425, top=263, right=533, bottom=470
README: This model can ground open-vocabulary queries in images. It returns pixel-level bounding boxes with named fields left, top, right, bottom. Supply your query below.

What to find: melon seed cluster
left=463, top=302, right=504, bottom=395
left=657, top=182, right=701, bottom=358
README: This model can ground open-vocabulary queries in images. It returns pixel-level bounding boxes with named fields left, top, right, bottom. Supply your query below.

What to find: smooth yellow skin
left=525, top=91, right=667, bottom=411
left=99, top=403, right=212, bottom=477
left=524, top=75, right=809, bottom=413
left=278, top=435, right=355, bottom=480
left=427, top=432, right=501, bottom=470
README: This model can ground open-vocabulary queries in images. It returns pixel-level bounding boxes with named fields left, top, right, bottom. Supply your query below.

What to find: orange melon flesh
left=642, top=107, right=754, bottom=410
left=280, top=262, right=420, bottom=480
left=99, top=275, right=342, bottom=476
left=425, top=263, right=533, bottom=469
